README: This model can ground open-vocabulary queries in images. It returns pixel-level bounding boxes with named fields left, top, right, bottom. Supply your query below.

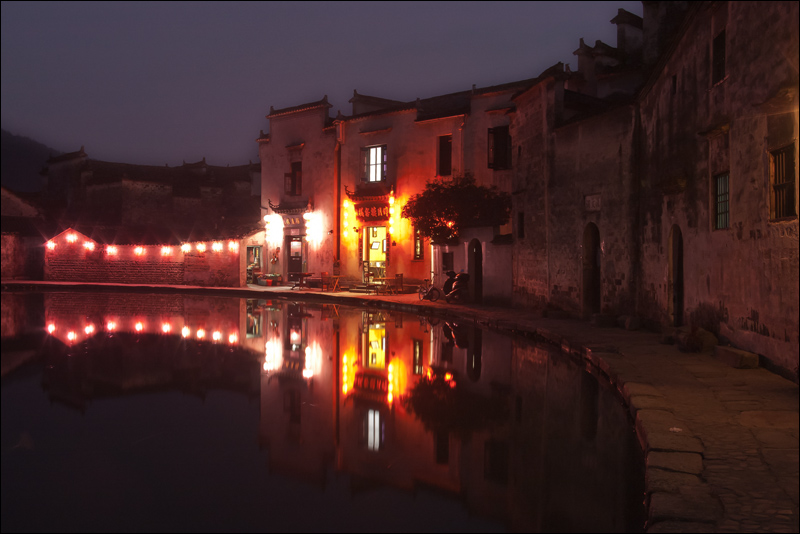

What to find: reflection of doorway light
left=367, top=409, right=381, bottom=451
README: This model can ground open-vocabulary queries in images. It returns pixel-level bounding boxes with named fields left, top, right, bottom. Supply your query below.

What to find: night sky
left=1, top=1, right=641, bottom=167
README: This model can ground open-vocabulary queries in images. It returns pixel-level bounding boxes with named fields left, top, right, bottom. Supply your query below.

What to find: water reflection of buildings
left=258, top=302, right=645, bottom=531
left=20, top=293, right=643, bottom=530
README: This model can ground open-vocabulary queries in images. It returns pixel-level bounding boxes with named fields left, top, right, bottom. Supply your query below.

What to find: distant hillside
left=1, top=129, right=62, bottom=192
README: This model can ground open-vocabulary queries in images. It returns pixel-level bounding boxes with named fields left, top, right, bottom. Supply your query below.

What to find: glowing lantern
left=135, top=322, right=144, bottom=332
left=196, top=243, right=206, bottom=253
left=196, top=329, right=205, bottom=339
left=343, top=200, right=350, bottom=209
left=181, top=243, right=191, bottom=253
left=83, top=241, right=95, bottom=251
left=67, top=331, right=76, bottom=342
left=84, top=324, right=94, bottom=335
left=46, top=241, right=56, bottom=250
left=212, top=331, right=222, bottom=341
left=134, top=246, right=145, bottom=256
left=228, top=241, right=238, bottom=252
left=107, top=321, right=117, bottom=331
left=47, top=324, right=56, bottom=334
left=228, top=333, right=238, bottom=344
left=181, top=326, right=190, bottom=338
left=265, top=214, right=284, bottom=246
left=212, top=242, right=223, bottom=252
left=106, top=245, right=118, bottom=255
left=161, top=246, right=172, bottom=256
left=162, top=323, right=171, bottom=333
left=67, top=233, right=77, bottom=243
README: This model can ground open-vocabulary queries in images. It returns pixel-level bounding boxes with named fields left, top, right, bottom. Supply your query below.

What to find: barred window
left=714, top=173, right=729, bottom=229
left=284, top=161, right=302, bottom=196
left=770, top=144, right=797, bottom=220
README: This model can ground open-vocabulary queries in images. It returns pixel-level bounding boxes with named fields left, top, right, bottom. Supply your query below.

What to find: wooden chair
left=394, top=273, right=403, bottom=294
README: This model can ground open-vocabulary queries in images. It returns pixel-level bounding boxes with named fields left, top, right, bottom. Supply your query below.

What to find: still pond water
left=1, top=291, right=645, bottom=532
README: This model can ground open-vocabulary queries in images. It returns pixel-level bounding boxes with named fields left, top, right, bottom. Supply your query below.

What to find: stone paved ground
left=3, top=280, right=798, bottom=533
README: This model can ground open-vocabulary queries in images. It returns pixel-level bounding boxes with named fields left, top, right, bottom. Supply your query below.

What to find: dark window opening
left=284, top=161, right=302, bottom=196
left=712, top=30, right=726, bottom=84
left=488, top=125, right=511, bottom=170
left=441, top=251, right=454, bottom=272
left=714, top=173, right=730, bottom=229
left=484, top=440, right=509, bottom=484
left=770, top=144, right=797, bottom=220
left=438, top=135, right=452, bottom=176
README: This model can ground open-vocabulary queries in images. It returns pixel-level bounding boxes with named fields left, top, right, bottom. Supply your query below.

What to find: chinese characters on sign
left=355, top=203, right=390, bottom=221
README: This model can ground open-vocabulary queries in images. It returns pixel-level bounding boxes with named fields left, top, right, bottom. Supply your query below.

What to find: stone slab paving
left=3, top=280, right=798, bottom=533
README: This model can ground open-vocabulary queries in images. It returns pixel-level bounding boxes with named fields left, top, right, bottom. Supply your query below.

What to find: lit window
left=714, top=173, right=730, bottom=229
left=285, top=161, right=302, bottom=196
left=362, top=145, right=387, bottom=182
left=413, top=228, right=423, bottom=260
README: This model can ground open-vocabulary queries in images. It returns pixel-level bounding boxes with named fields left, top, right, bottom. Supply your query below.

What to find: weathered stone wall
left=121, top=181, right=173, bottom=226
left=510, top=81, right=555, bottom=309
left=549, top=105, right=637, bottom=317
left=638, top=1, right=799, bottom=371
left=1, top=234, right=24, bottom=279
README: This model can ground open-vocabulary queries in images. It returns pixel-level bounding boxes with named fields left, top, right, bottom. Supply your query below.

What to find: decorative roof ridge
left=268, top=96, right=332, bottom=118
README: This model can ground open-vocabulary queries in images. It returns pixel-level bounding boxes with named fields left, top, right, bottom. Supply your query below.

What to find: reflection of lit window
left=413, top=340, right=423, bottom=375
left=366, top=409, right=382, bottom=451
left=366, top=325, right=386, bottom=368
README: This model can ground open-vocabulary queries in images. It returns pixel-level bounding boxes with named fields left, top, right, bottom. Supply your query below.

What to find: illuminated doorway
left=286, top=235, right=303, bottom=282
left=362, top=226, right=387, bottom=282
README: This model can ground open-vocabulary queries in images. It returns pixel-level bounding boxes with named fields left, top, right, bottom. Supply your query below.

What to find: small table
left=291, top=272, right=314, bottom=290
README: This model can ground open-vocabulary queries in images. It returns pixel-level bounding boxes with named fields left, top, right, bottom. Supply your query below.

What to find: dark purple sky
left=1, top=1, right=642, bottom=167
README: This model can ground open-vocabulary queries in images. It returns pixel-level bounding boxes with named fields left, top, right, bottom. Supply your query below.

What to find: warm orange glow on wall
left=181, top=243, right=191, bottom=253
left=265, top=214, right=283, bottom=247
left=46, top=241, right=56, bottom=250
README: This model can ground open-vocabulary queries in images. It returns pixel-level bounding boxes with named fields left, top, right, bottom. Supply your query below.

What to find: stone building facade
left=510, top=1, right=798, bottom=373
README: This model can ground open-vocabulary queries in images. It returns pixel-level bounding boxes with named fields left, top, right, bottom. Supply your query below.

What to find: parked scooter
left=442, top=271, right=457, bottom=295
left=444, top=272, right=470, bottom=303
